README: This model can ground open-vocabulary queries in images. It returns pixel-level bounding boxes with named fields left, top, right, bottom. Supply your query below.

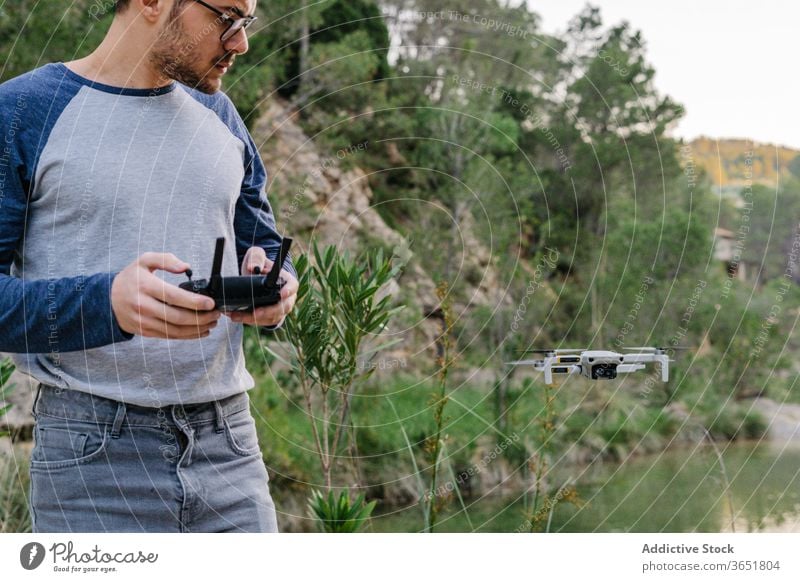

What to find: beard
left=148, top=10, right=231, bottom=94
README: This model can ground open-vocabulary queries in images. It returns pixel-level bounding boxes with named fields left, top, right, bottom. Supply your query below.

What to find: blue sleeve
left=233, top=129, right=296, bottom=281
left=0, top=68, right=134, bottom=354
left=229, top=109, right=296, bottom=332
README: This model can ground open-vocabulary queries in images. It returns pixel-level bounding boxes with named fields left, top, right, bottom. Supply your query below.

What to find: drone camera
left=591, top=363, right=618, bottom=380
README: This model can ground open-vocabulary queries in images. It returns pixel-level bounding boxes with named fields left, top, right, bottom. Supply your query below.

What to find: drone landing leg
left=657, top=355, right=669, bottom=382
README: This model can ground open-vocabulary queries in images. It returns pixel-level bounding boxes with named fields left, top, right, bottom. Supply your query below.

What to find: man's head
left=115, top=0, right=256, bottom=94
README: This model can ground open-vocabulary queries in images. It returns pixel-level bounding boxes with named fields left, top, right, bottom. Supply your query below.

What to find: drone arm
left=618, top=364, right=646, bottom=374
left=620, top=354, right=655, bottom=364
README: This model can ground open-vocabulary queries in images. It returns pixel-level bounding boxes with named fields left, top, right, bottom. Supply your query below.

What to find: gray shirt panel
left=11, top=84, right=256, bottom=406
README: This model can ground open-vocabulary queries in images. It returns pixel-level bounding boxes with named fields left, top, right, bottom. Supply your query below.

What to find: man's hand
left=111, top=253, right=220, bottom=339
left=228, top=246, right=298, bottom=327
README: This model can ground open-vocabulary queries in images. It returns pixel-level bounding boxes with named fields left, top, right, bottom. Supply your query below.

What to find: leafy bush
left=307, top=488, right=376, bottom=533
left=0, top=456, right=31, bottom=533
left=0, top=358, right=28, bottom=533
left=708, top=405, right=767, bottom=441
left=0, top=359, right=14, bottom=437
left=268, top=244, right=402, bottom=490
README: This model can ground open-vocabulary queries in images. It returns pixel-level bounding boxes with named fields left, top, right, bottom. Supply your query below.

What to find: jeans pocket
left=223, top=409, right=261, bottom=457
left=30, top=417, right=109, bottom=471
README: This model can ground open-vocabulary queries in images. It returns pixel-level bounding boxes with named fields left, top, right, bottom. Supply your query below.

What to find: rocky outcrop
left=252, top=100, right=511, bottom=369
left=750, top=398, right=800, bottom=442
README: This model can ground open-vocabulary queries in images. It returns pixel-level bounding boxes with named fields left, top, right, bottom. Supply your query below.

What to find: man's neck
left=65, top=20, right=171, bottom=90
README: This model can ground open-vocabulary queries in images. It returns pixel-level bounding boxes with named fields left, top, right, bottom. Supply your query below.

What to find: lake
left=368, top=440, right=800, bottom=532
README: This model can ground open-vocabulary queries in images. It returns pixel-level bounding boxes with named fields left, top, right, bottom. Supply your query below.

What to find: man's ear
left=134, top=0, right=172, bottom=24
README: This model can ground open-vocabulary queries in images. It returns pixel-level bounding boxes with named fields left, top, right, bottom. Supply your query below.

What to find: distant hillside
left=684, top=137, right=800, bottom=188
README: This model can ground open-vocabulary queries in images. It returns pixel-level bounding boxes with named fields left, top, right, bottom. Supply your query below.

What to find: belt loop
left=111, top=401, right=127, bottom=439
left=31, top=384, right=43, bottom=419
left=214, top=400, right=225, bottom=433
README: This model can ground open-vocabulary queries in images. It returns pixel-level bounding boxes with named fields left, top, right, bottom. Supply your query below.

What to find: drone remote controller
left=179, top=236, right=293, bottom=312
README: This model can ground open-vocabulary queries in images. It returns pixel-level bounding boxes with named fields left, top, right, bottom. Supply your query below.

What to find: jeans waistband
left=33, top=384, right=250, bottom=429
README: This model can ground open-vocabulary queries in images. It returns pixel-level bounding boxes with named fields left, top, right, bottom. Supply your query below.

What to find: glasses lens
left=221, top=18, right=254, bottom=42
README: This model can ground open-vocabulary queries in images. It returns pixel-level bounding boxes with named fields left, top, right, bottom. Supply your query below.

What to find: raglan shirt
left=0, top=63, right=294, bottom=406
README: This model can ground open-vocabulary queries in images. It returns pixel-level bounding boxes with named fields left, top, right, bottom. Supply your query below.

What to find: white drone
left=507, top=347, right=674, bottom=385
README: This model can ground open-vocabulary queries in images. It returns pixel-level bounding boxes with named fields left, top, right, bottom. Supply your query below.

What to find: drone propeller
left=506, top=359, right=545, bottom=366
left=622, top=346, right=693, bottom=352
left=517, top=348, right=587, bottom=354
left=621, top=347, right=658, bottom=351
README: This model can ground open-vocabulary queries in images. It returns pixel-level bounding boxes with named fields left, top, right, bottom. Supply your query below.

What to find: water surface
left=370, top=441, right=800, bottom=532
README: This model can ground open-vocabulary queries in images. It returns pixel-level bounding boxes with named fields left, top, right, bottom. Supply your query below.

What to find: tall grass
left=423, top=282, right=455, bottom=532
left=0, top=454, right=31, bottom=533
left=0, top=359, right=31, bottom=533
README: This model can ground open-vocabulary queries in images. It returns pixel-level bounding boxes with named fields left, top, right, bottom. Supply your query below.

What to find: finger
left=138, top=252, right=190, bottom=275
left=270, top=293, right=295, bottom=317
left=141, top=324, right=213, bottom=340
left=280, top=271, right=299, bottom=299
left=259, top=299, right=291, bottom=324
left=138, top=316, right=217, bottom=340
left=227, top=312, right=255, bottom=325
left=144, top=276, right=216, bottom=311
left=230, top=303, right=284, bottom=326
left=277, top=270, right=298, bottom=300
left=226, top=309, right=257, bottom=325
left=255, top=257, right=275, bottom=276
left=143, top=296, right=222, bottom=327
left=165, top=321, right=218, bottom=338
left=243, top=247, right=268, bottom=275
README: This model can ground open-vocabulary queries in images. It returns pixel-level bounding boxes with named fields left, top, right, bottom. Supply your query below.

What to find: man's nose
left=224, top=28, right=249, bottom=55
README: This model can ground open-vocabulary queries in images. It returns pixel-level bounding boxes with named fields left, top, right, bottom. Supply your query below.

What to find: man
left=0, top=0, right=297, bottom=532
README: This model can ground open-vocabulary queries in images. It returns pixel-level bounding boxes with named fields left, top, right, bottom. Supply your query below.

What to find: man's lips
left=214, top=59, right=233, bottom=73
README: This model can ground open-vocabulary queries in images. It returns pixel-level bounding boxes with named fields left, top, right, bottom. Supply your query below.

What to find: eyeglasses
left=190, top=0, right=257, bottom=42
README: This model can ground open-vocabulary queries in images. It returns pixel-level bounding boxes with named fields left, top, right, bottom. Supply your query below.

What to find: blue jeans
left=29, top=384, right=279, bottom=532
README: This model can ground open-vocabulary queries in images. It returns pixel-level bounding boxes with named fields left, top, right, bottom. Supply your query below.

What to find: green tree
left=0, top=1, right=110, bottom=83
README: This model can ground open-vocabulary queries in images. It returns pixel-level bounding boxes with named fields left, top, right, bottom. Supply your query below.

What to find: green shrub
left=708, top=404, right=767, bottom=441
left=266, top=244, right=402, bottom=491
left=0, top=358, right=14, bottom=438
left=307, top=488, right=376, bottom=533
left=0, top=455, right=30, bottom=533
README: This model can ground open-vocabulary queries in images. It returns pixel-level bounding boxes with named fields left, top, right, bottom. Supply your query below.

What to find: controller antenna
left=209, top=237, right=225, bottom=296
left=264, top=237, right=293, bottom=287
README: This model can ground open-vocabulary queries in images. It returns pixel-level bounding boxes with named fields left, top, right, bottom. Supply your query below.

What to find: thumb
left=242, top=247, right=267, bottom=274
left=138, top=252, right=190, bottom=274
